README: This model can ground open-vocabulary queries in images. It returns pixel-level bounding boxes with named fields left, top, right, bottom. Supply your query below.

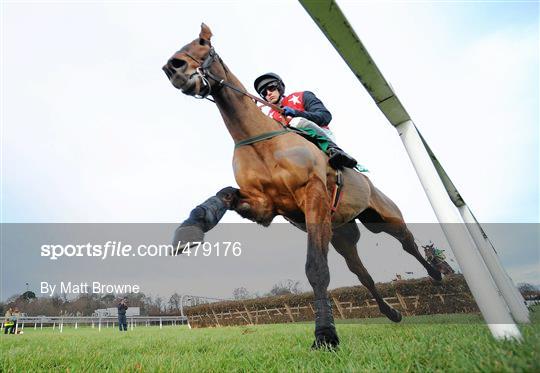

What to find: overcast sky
left=1, top=1, right=538, bottom=299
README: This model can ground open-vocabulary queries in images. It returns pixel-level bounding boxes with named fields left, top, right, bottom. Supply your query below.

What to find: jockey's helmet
left=254, top=72, right=285, bottom=99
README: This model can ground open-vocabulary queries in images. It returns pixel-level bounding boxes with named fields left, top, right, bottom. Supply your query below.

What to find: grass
left=1, top=310, right=539, bottom=372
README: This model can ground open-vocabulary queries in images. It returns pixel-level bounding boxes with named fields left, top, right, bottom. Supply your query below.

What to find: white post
left=131, top=318, right=134, bottom=331
left=40, top=322, right=43, bottom=330
left=21, top=323, right=24, bottom=331
left=159, top=317, right=162, bottom=329
left=75, top=322, right=78, bottom=329
left=53, top=322, right=56, bottom=330
left=396, top=120, right=521, bottom=340
left=98, top=318, right=101, bottom=332
left=60, top=320, right=63, bottom=333
left=458, top=205, right=530, bottom=323
left=34, top=322, right=37, bottom=330
left=180, top=295, right=192, bottom=330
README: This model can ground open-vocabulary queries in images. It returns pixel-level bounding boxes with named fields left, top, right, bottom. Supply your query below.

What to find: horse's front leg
left=172, top=186, right=238, bottom=252
left=172, top=186, right=274, bottom=251
left=304, top=177, right=339, bottom=349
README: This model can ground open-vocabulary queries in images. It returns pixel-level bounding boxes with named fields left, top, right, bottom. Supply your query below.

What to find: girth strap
left=234, top=129, right=290, bottom=149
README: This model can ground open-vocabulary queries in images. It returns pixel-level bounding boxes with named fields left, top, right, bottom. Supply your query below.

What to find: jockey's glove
left=282, top=106, right=298, bottom=117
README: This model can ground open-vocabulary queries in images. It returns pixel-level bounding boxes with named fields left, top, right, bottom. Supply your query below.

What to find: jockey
left=433, top=247, right=446, bottom=261
left=254, top=72, right=357, bottom=170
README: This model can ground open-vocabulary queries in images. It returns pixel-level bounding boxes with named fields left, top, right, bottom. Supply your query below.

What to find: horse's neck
left=212, top=68, right=282, bottom=143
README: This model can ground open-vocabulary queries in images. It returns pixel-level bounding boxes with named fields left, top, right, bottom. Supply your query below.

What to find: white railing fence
left=2, top=316, right=188, bottom=333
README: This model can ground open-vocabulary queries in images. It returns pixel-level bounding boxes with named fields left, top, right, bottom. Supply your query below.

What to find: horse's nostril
left=171, top=58, right=186, bottom=69
left=162, top=65, right=172, bottom=79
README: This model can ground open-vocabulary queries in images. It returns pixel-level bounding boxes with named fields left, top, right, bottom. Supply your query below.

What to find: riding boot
left=326, top=140, right=357, bottom=170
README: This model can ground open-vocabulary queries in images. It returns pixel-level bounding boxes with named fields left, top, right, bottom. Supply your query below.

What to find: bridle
left=182, top=47, right=219, bottom=99
left=181, top=47, right=284, bottom=114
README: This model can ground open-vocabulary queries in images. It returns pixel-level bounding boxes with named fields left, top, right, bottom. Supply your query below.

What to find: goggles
left=259, top=83, right=280, bottom=97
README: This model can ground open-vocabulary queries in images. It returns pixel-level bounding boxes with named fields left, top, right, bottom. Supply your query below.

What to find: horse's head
left=422, top=243, right=435, bottom=254
left=162, top=23, right=217, bottom=98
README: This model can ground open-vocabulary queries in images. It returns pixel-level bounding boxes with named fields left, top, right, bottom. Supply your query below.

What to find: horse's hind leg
left=332, top=223, right=402, bottom=322
left=358, top=188, right=442, bottom=281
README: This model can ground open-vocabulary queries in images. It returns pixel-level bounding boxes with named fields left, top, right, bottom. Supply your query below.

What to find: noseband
left=182, top=47, right=224, bottom=100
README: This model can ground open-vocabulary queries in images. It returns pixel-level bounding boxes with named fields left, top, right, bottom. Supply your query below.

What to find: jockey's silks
left=268, top=92, right=307, bottom=126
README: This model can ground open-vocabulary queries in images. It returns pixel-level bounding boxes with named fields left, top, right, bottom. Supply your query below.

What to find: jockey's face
left=264, top=83, right=281, bottom=104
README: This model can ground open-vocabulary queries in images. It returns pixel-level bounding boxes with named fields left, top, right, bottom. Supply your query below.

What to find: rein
left=183, top=47, right=345, bottom=212
left=184, top=47, right=290, bottom=149
left=186, top=48, right=284, bottom=114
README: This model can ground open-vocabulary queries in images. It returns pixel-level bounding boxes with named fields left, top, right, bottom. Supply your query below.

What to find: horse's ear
left=199, top=23, right=213, bottom=44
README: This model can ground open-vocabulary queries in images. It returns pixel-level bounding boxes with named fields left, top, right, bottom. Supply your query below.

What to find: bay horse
left=162, top=24, right=442, bottom=349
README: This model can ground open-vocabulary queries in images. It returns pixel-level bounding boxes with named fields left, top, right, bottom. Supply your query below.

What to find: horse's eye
left=171, top=59, right=186, bottom=69
left=199, top=38, right=207, bottom=46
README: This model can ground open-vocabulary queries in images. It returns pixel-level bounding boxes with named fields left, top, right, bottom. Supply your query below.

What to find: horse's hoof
left=311, top=338, right=339, bottom=350
left=172, top=225, right=204, bottom=254
left=380, top=304, right=402, bottom=323
left=387, top=308, right=402, bottom=323
left=311, top=327, right=340, bottom=350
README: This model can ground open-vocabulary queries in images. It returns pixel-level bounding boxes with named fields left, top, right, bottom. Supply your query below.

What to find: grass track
left=2, top=311, right=539, bottom=372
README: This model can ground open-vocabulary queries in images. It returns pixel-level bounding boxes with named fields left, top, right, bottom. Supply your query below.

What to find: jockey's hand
left=282, top=106, right=298, bottom=117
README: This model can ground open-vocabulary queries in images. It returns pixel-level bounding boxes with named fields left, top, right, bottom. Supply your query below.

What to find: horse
left=162, top=23, right=442, bottom=349
left=423, top=244, right=455, bottom=276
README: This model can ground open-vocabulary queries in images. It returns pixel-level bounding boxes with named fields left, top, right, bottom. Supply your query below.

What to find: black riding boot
left=326, top=141, right=357, bottom=170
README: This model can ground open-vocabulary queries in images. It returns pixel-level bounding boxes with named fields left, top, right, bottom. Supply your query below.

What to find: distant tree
left=518, top=283, right=538, bottom=294
left=101, top=294, right=116, bottom=306
left=21, top=291, right=36, bottom=301
left=141, top=294, right=154, bottom=315
left=123, top=292, right=148, bottom=314
left=68, top=294, right=104, bottom=316
left=19, top=297, right=65, bottom=316
left=6, top=294, right=19, bottom=304
left=51, top=295, right=65, bottom=313
left=168, top=293, right=181, bottom=312
left=125, top=292, right=146, bottom=305
left=188, top=296, right=209, bottom=307
left=268, top=280, right=302, bottom=296
left=154, top=296, right=164, bottom=312
left=518, top=283, right=540, bottom=300
left=232, top=287, right=250, bottom=300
